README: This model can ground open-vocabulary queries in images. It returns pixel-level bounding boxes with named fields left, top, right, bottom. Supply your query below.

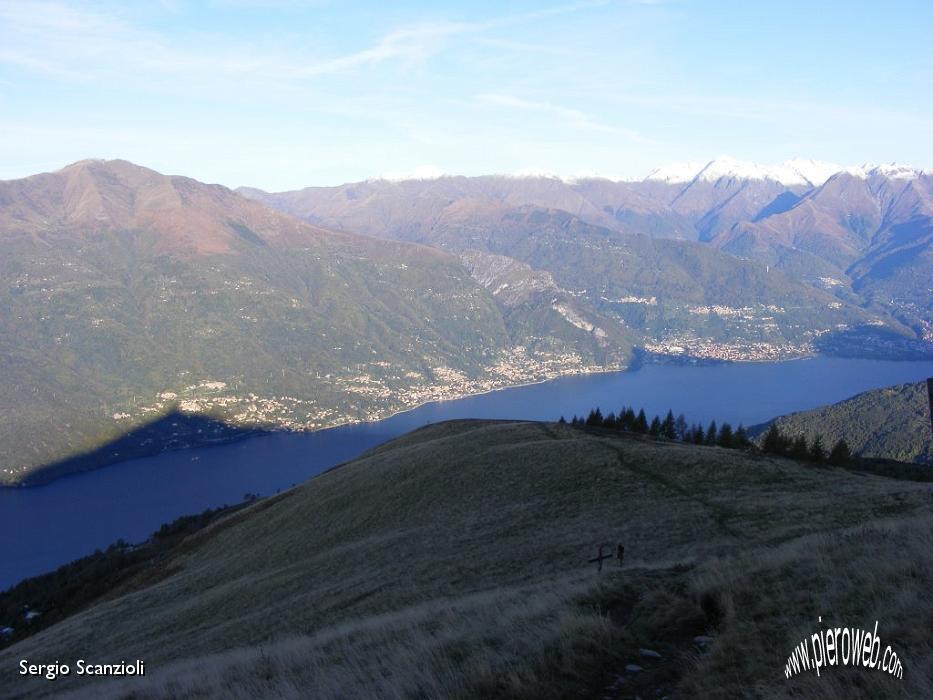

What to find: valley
left=3, top=3, right=932, bottom=697
left=9, top=158, right=927, bottom=486
left=3, top=356, right=930, bottom=590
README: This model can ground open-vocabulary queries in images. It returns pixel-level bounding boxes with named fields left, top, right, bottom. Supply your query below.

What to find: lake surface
left=2, top=356, right=932, bottom=589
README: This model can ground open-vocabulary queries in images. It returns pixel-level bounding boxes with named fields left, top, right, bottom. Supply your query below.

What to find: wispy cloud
left=288, top=0, right=611, bottom=78
left=473, top=38, right=589, bottom=58
left=0, top=0, right=610, bottom=84
left=479, top=93, right=654, bottom=143
left=291, top=21, right=472, bottom=77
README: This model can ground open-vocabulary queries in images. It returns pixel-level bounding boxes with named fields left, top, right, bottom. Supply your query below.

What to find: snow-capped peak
left=869, top=162, right=922, bottom=180
left=780, top=158, right=844, bottom=187
left=375, top=165, right=447, bottom=182
left=643, top=162, right=705, bottom=184
left=507, top=167, right=563, bottom=180
left=838, top=162, right=923, bottom=180
left=645, top=156, right=845, bottom=187
left=503, top=168, right=629, bottom=184
left=698, top=157, right=783, bottom=183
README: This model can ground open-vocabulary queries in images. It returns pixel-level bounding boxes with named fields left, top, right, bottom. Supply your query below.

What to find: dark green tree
left=586, top=408, right=604, bottom=427
left=558, top=416, right=567, bottom=425
left=808, top=435, right=826, bottom=463
left=734, top=424, right=750, bottom=448
left=828, top=439, right=852, bottom=466
left=649, top=415, right=662, bottom=437
left=691, top=424, right=705, bottom=445
left=761, top=424, right=787, bottom=455
left=675, top=414, right=688, bottom=441
left=661, top=410, right=677, bottom=439
left=704, top=420, right=718, bottom=446
left=717, top=422, right=734, bottom=448
left=789, top=434, right=809, bottom=460
left=634, top=409, right=648, bottom=434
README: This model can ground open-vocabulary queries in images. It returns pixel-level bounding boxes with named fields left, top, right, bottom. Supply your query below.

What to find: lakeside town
left=3, top=315, right=929, bottom=485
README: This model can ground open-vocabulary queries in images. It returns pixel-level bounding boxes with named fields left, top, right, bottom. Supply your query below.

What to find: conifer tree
left=634, top=409, right=648, bottom=433
left=705, top=420, right=718, bottom=446
left=661, top=410, right=677, bottom=439
left=717, top=422, right=734, bottom=448
left=762, top=424, right=786, bottom=454
left=649, top=415, right=662, bottom=437
left=734, top=424, right=750, bottom=448
left=691, top=424, right=705, bottom=445
left=675, top=414, right=688, bottom=441
left=586, top=408, right=604, bottom=427
left=808, top=435, right=826, bottom=463
left=790, top=434, right=809, bottom=460
left=828, top=439, right=852, bottom=466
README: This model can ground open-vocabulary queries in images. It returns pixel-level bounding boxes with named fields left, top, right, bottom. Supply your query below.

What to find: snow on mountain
left=371, top=160, right=924, bottom=187
left=698, top=157, right=793, bottom=184
left=838, top=163, right=924, bottom=180
left=868, top=163, right=923, bottom=180
left=376, top=165, right=447, bottom=182
left=781, top=158, right=844, bottom=186
left=647, top=156, right=841, bottom=186
left=643, top=162, right=706, bottom=184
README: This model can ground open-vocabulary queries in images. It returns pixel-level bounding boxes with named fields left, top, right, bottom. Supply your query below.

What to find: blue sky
left=1, top=0, right=932, bottom=190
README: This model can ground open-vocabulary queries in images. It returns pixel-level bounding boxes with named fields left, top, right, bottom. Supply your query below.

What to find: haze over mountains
left=242, top=156, right=932, bottom=347
left=1, top=157, right=930, bottom=485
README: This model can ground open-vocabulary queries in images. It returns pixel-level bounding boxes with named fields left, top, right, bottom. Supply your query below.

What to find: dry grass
left=68, top=577, right=615, bottom=700
left=2, top=420, right=931, bottom=699
left=684, top=513, right=933, bottom=699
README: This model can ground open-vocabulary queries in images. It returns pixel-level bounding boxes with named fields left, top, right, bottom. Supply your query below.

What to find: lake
left=2, top=356, right=932, bottom=590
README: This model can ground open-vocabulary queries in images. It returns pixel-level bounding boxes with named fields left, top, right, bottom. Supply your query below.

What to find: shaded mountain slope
left=756, top=381, right=933, bottom=464
left=2, top=421, right=932, bottom=698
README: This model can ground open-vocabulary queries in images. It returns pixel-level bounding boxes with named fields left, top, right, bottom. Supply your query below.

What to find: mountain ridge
left=755, top=381, right=933, bottom=464
left=239, top=161, right=933, bottom=342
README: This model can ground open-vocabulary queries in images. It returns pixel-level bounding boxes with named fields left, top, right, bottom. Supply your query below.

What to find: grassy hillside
left=2, top=421, right=931, bottom=698
left=758, top=382, right=933, bottom=465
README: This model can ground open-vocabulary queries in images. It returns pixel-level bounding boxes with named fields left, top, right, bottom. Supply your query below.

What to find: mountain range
left=241, top=157, right=933, bottom=340
left=1, top=157, right=930, bottom=484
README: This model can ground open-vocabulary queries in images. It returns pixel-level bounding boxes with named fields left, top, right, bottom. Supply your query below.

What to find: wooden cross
left=589, top=544, right=613, bottom=573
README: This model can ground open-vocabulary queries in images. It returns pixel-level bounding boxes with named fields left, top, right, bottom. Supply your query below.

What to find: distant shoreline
left=2, top=363, right=629, bottom=490
left=6, top=350, right=924, bottom=489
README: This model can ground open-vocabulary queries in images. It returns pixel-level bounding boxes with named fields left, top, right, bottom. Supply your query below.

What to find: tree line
left=559, top=407, right=852, bottom=466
